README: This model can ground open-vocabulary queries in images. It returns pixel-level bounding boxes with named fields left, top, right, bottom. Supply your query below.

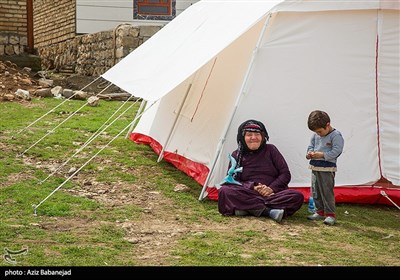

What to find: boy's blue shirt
left=307, top=129, right=344, bottom=168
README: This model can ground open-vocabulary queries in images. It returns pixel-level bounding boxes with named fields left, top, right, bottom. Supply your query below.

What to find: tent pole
left=157, top=83, right=192, bottom=162
left=126, top=98, right=146, bottom=139
left=198, top=13, right=273, bottom=201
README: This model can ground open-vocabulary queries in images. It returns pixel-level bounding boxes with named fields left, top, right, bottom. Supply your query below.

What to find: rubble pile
left=0, top=60, right=135, bottom=103
left=0, top=60, right=41, bottom=101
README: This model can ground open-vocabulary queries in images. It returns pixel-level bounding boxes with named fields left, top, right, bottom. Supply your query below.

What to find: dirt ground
left=1, top=60, right=300, bottom=265
left=3, top=60, right=399, bottom=266
left=0, top=60, right=40, bottom=99
left=9, top=152, right=294, bottom=266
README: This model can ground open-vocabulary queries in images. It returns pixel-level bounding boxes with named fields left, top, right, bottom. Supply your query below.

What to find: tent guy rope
left=18, top=83, right=113, bottom=157
left=380, top=191, right=400, bottom=210
left=39, top=96, right=141, bottom=184
left=15, top=76, right=101, bottom=136
left=32, top=100, right=156, bottom=215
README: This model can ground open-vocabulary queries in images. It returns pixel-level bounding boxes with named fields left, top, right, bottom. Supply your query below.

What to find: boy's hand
left=307, top=151, right=324, bottom=159
left=306, top=151, right=315, bottom=159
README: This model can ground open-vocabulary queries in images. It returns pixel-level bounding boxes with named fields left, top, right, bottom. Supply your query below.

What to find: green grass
left=0, top=98, right=399, bottom=267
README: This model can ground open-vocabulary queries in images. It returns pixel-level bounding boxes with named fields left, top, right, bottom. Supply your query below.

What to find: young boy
left=306, top=110, right=344, bottom=225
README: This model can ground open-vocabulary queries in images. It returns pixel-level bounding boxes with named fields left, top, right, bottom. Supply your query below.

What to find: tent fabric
left=274, top=0, right=400, bottom=12
left=131, top=132, right=400, bottom=207
left=103, top=0, right=400, bottom=207
left=102, top=0, right=284, bottom=102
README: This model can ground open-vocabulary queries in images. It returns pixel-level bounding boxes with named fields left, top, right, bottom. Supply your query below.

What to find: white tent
left=102, top=0, right=400, bottom=205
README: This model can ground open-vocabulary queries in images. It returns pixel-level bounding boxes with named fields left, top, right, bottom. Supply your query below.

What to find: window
left=134, top=0, right=176, bottom=20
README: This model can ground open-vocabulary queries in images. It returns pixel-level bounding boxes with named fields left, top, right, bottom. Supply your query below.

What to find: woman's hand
left=254, top=184, right=274, bottom=197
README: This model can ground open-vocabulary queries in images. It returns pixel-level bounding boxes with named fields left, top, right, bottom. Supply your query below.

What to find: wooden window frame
left=134, top=0, right=176, bottom=20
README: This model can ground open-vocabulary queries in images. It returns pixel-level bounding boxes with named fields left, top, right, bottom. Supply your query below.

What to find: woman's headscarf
left=235, top=119, right=269, bottom=170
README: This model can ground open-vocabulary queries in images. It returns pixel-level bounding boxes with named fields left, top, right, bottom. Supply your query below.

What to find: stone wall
left=38, top=24, right=162, bottom=76
left=0, top=32, right=27, bottom=56
left=1, top=0, right=163, bottom=75
left=0, top=0, right=28, bottom=55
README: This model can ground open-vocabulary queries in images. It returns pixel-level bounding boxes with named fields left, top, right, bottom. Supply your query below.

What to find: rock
left=87, top=96, right=100, bottom=106
left=73, top=90, right=88, bottom=100
left=174, top=184, right=190, bottom=192
left=38, top=78, right=54, bottom=87
left=62, top=89, right=74, bottom=98
left=14, top=89, right=31, bottom=100
left=35, top=88, right=53, bottom=97
left=51, top=86, right=63, bottom=98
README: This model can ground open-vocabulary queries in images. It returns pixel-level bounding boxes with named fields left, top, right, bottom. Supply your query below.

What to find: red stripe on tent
left=130, top=133, right=209, bottom=186
left=206, top=186, right=400, bottom=207
left=130, top=133, right=400, bottom=207
left=294, top=185, right=400, bottom=206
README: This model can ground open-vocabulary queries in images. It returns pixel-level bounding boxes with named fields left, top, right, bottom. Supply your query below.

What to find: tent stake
left=380, top=191, right=400, bottom=210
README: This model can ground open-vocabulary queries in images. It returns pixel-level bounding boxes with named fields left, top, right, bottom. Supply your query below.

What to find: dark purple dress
left=218, top=144, right=304, bottom=217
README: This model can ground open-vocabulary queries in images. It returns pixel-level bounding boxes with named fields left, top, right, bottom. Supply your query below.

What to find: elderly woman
left=218, top=119, right=304, bottom=222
